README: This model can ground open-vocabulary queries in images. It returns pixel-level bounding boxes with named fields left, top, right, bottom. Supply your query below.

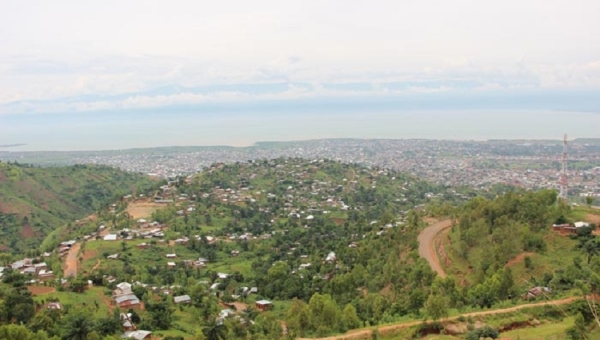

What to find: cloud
left=1, top=55, right=600, bottom=115
left=1, top=0, right=599, bottom=113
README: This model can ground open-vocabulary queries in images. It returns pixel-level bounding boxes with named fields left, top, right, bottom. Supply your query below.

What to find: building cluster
left=1, top=257, right=55, bottom=282
left=2, top=139, right=599, bottom=198
left=36, top=139, right=597, bottom=199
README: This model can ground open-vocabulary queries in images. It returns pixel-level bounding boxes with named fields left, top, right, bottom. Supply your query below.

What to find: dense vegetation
left=0, top=161, right=156, bottom=253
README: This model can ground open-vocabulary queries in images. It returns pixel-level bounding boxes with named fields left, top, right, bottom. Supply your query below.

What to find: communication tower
left=558, top=134, right=568, bottom=202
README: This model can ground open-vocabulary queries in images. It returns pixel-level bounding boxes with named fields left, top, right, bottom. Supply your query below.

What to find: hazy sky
left=1, top=0, right=599, bottom=115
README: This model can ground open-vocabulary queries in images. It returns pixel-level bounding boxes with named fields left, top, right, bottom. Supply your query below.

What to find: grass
left=501, top=316, right=575, bottom=340
left=32, top=286, right=112, bottom=316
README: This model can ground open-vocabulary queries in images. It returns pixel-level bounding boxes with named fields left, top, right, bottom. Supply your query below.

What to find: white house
left=103, top=234, right=118, bottom=241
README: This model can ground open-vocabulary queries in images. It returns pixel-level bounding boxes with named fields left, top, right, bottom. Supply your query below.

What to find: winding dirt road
left=297, top=296, right=580, bottom=340
left=418, top=219, right=452, bottom=278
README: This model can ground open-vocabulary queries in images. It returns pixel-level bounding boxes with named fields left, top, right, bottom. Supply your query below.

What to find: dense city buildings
left=2, top=139, right=599, bottom=200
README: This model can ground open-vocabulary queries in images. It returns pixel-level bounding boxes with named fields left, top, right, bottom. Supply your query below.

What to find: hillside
left=0, top=161, right=157, bottom=253
left=441, top=191, right=600, bottom=290
left=4, top=159, right=599, bottom=340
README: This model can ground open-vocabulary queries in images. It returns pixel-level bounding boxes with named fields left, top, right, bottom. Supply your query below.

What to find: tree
left=342, top=304, right=360, bottom=330
left=583, top=238, right=600, bottom=264
left=286, top=299, right=310, bottom=337
left=465, top=325, right=499, bottom=340
left=203, top=319, right=227, bottom=340
left=145, top=300, right=173, bottom=330
left=424, top=294, right=448, bottom=321
left=94, top=315, right=119, bottom=336
left=70, top=278, right=87, bottom=293
left=62, top=314, right=93, bottom=340
left=586, top=196, right=594, bottom=207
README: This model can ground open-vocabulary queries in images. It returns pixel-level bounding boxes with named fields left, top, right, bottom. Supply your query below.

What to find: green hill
left=0, top=161, right=157, bottom=253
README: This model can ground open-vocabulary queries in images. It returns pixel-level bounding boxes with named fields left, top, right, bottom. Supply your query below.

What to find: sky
left=1, top=0, right=599, bottom=116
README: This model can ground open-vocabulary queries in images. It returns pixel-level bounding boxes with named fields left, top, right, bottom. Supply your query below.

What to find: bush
left=465, top=325, right=499, bottom=340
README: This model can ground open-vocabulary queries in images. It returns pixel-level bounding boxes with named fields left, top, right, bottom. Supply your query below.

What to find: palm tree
left=62, top=314, right=93, bottom=340
left=203, top=318, right=228, bottom=340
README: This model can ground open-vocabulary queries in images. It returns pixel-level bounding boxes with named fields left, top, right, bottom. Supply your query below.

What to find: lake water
left=0, top=110, right=598, bottom=151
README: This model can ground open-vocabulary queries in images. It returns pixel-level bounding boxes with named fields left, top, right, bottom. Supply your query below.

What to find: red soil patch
left=231, top=302, right=248, bottom=313
left=27, top=286, right=56, bottom=295
left=586, top=213, right=600, bottom=225
left=82, top=249, right=98, bottom=262
left=332, top=218, right=345, bottom=226
left=20, top=224, right=34, bottom=238
left=505, top=252, right=535, bottom=268
left=99, top=291, right=113, bottom=309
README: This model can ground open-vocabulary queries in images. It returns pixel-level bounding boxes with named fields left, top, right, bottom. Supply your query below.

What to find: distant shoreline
left=0, top=137, right=599, bottom=154
left=0, top=143, right=26, bottom=148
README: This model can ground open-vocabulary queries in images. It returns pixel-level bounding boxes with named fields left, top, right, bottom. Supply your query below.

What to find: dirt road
left=63, top=242, right=80, bottom=278
left=62, top=223, right=112, bottom=278
left=297, top=297, right=580, bottom=340
left=418, top=219, right=452, bottom=278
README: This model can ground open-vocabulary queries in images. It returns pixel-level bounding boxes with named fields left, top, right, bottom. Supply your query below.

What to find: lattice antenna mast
left=559, top=134, right=568, bottom=202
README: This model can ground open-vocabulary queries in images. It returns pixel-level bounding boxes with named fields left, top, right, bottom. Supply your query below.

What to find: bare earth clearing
left=418, top=219, right=453, bottom=278
left=126, top=200, right=164, bottom=219
left=27, top=286, right=56, bottom=296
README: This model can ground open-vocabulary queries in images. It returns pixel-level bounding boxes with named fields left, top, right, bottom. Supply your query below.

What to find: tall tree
left=424, top=294, right=448, bottom=322
left=62, top=314, right=93, bottom=340
left=203, top=319, right=227, bottom=340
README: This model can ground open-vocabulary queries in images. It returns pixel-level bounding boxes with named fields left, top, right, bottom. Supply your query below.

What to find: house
left=113, top=282, right=133, bottom=296
left=103, top=234, right=118, bottom=241
left=219, top=309, right=235, bottom=319
left=325, top=251, right=336, bottom=262
left=174, top=238, right=189, bottom=245
left=553, top=223, right=576, bottom=234
left=174, top=295, right=191, bottom=304
left=137, top=243, right=151, bottom=249
left=121, top=330, right=152, bottom=340
left=522, top=286, right=551, bottom=300
left=115, top=294, right=141, bottom=309
left=46, top=302, right=62, bottom=310
left=166, top=253, right=177, bottom=259
left=242, top=287, right=258, bottom=296
left=107, top=254, right=120, bottom=260
left=299, top=263, right=311, bottom=270
left=192, top=260, right=206, bottom=268
left=10, top=258, right=32, bottom=270
left=34, top=263, right=47, bottom=271
left=60, top=240, right=76, bottom=248
left=166, top=262, right=176, bottom=268
left=255, top=300, right=273, bottom=312
left=120, top=313, right=136, bottom=332
left=231, top=250, right=240, bottom=257
left=37, top=269, right=55, bottom=280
